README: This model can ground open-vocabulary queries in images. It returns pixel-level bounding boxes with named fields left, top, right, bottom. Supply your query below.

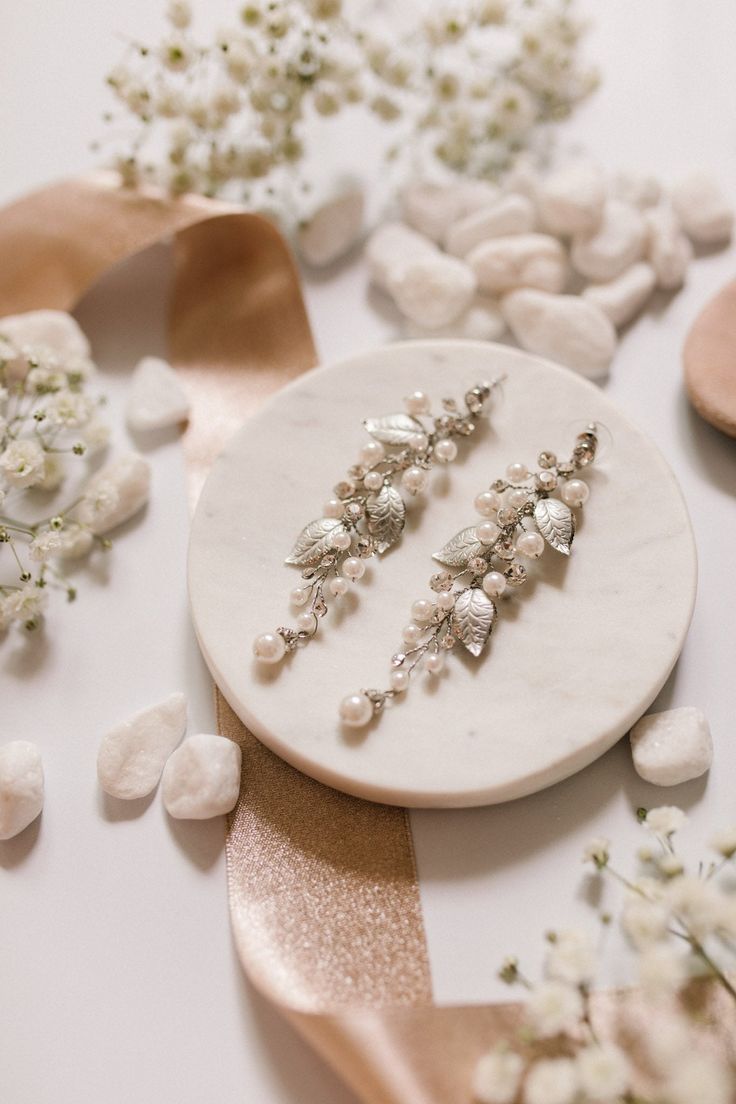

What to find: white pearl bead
left=516, top=531, right=544, bottom=558
left=474, top=490, right=501, bottom=517
left=482, top=571, right=506, bottom=598
left=339, top=692, right=373, bottom=727
left=253, top=632, right=286, bottom=664
left=290, top=587, right=309, bottom=607
left=360, top=440, right=384, bottom=466
left=329, top=528, right=351, bottom=551
left=411, top=598, right=435, bottom=622
left=405, top=390, right=431, bottom=416
left=324, top=498, right=344, bottom=519
left=508, top=487, right=528, bottom=509
left=436, top=590, right=455, bottom=611
left=408, top=431, right=429, bottom=452
left=561, top=478, right=589, bottom=507
left=364, top=470, right=384, bottom=492
left=423, top=651, right=444, bottom=675
left=296, top=611, right=318, bottom=634
left=401, top=466, right=428, bottom=495
left=434, top=438, right=457, bottom=463
left=390, top=669, right=409, bottom=692
left=402, top=623, right=422, bottom=645
left=476, top=521, right=500, bottom=546
left=329, top=576, right=348, bottom=597
left=506, top=462, right=529, bottom=483
left=342, top=557, right=365, bottom=581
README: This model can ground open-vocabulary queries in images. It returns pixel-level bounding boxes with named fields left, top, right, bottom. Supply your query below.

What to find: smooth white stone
left=296, top=183, right=364, bottom=266
left=401, top=180, right=501, bottom=242
left=162, top=733, right=242, bottom=819
left=76, top=453, right=151, bottom=534
left=502, top=156, right=541, bottom=202
left=571, top=200, right=647, bottom=281
left=97, top=693, right=187, bottom=800
left=613, top=171, right=662, bottom=210
left=444, top=195, right=536, bottom=257
left=126, top=356, right=191, bottom=432
left=387, top=254, right=476, bottom=328
left=189, top=343, right=697, bottom=807
left=670, top=171, right=733, bottom=244
left=0, top=741, right=44, bottom=840
left=502, top=290, right=617, bottom=379
left=405, top=296, right=505, bottom=342
left=0, top=309, right=90, bottom=358
left=630, top=707, right=712, bottom=786
left=365, top=221, right=437, bottom=291
left=645, top=205, right=693, bottom=290
left=582, top=262, right=657, bottom=328
left=468, top=234, right=567, bottom=295
left=538, top=161, right=606, bottom=236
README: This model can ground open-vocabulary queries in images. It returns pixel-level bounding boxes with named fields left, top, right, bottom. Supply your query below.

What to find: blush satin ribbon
left=1, top=176, right=733, bottom=1104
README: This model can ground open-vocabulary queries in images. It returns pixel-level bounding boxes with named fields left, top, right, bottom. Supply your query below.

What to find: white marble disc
left=188, top=341, right=696, bottom=808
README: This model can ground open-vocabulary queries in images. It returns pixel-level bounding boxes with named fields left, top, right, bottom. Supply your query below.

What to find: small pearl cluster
left=254, top=381, right=498, bottom=665
left=339, top=424, right=599, bottom=726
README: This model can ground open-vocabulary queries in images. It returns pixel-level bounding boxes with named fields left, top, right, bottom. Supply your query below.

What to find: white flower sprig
left=101, top=0, right=597, bottom=210
left=474, top=807, right=736, bottom=1104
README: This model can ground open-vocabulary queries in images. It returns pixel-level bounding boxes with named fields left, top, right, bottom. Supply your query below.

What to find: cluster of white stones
left=366, top=163, right=734, bottom=379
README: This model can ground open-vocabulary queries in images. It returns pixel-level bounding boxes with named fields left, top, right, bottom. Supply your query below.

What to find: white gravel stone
left=386, top=253, right=476, bottom=328
left=502, top=155, right=541, bottom=202
left=670, top=171, right=734, bottom=245
left=468, top=233, right=567, bottom=295
left=445, top=195, right=536, bottom=257
left=613, top=171, right=662, bottom=210
left=582, top=262, right=656, bottom=328
left=401, top=180, right=501, bottom=242
left=97, top=693, right=187, bottom=800
left=365, top=222, right=437, bottom=291
left=405, top=296, right=505, bottom=341
left=645, top=205, right=693, bottom=290
left=630, top=707, right=713, bottom=786
left=126, top=356, right=190, bottom=433
left=162, top=733, right=242, bottom=819
left=502, top=289, right=617, bottom=379
left=77, top=452, right=151, bottom=535
left=571, top=200, right=647, bottom=281
left=297, top=184, right=364, bottom=266
left=0, top=741, right=44, bottom=840
left=452, top=179, right=503, bottom=216
left=538, top=160, right=607, bottom=236
left=0, top=309, right=90, bottom=358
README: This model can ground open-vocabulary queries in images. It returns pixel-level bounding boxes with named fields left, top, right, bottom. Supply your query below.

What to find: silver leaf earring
left=338, top=424, right=599, bottom=727
left=252, top=379, right=504, bottom=665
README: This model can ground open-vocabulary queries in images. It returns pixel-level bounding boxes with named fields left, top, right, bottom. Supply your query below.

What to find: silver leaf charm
left=534, top=498, right=576, bottom=556
left=363, top=413, right=424, bottom=446
left=367, top=484, right=406, bottom=554
left=452, top=587, right=496, bottom=657
left=285, top=518, right=343, bottom=566
left=432, top=526, right=484, bottom=568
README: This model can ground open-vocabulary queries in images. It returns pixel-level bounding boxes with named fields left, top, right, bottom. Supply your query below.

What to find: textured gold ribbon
left=1, top=176, right=733, bottom=1104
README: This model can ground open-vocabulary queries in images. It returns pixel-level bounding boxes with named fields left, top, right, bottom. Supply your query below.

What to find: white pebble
left=365, top=222, right=437, bottom=292
left=670, top=171, right=733, bottom=245
left=405, top=296, right=505, bottom=341
left=126, top=356, right=190, bottom=433
left=613, top=171, right=662, bottom=210
left=297, top=183, right=364, bottom=266
left=162, top=733, right=242, bottom=819
left=444, top=195, right=535, bottom=257
left=645, top=205, right=693, bottom=290
left=97, top=693, right=187, bottom=799
left=502, top=289, right=617, bottom=379
left=0, top=741, right=44, bottom=840
left=582, top=262, right=656, bottom=328
left=502, top=155, right=540, bottom=202
left=571, top=200, right=647, bottom=281
left=76, top=452, right=151, bottom=535
left=630, top=707, right=713, bottom=786
left=402, top=180, right=500, bottom=242
left=387, top=254, right=476, bottom=328
left=0, top=309, right=90, bottom=359
left=538, top=160, right=606, bottom=236
left=468, top=234, right=567, bottom=295
left=451, top=178, right=503, bottom=216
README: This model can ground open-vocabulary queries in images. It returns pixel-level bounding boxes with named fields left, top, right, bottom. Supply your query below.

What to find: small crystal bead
left=497, top=506, right=519, bottom=527
left=334, top=479, right=356, bottom=499
left=430, top=571, right=454, bottom=592
left=505, top=563, right=528, bottom=586
left=536, top=470, right=558, bottom=491
left=468, top=556, right=488, bottom=575
left=538, top=450, right=557, bottom=469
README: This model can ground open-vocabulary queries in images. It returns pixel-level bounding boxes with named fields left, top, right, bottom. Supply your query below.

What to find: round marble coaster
left=188, top=341, right=697, bottom=808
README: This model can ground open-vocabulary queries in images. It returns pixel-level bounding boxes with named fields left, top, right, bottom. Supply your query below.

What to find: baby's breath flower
left=582, top=836, right=610, bottom=869
left=644, top=805, right=688, bottom=838
left=664, top=1052, right=734, bottom=1104
left=522, top=1057, right=578, bottom=1104
left=620, top=897, right=669, bottom=949
left=710, top=825, right=736, bottom=859
left=544, top=929, right=596, bottom=987
left=575, top=1043, right=630, bottom=1100
left=78, top=479, right=120, bottom=527
left=526, top=980, right=583, bottom=1038
left=160, top=36, right=194, bottom=73
left=0, top=438, right=46, bottom=489
left=166, top=0, right=192, bottom=30
left=473, top=1047, right=524, bottom=1104
left=656, top=852, right=685, bottom=878
left=5, top=583, right=48, bottom=626
left=637, top=943, right=690, bottom=997
left=28, top=530, right=63, bottom=563
left=666, top=875, right=723, bottom=940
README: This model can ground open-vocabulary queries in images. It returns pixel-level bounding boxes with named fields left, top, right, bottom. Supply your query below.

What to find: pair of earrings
left=252, top=380, right=598, bottom=729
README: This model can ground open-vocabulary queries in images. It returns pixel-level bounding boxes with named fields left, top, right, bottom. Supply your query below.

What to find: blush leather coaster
left=684, top=278, right=736, bottom=438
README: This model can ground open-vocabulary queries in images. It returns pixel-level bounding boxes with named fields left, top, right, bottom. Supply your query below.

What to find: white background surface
left=2, top=2, right=736, bottom=1103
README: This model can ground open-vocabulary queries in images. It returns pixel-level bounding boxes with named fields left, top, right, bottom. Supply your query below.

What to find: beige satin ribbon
left=1, top=177, right=733, bottom=1104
